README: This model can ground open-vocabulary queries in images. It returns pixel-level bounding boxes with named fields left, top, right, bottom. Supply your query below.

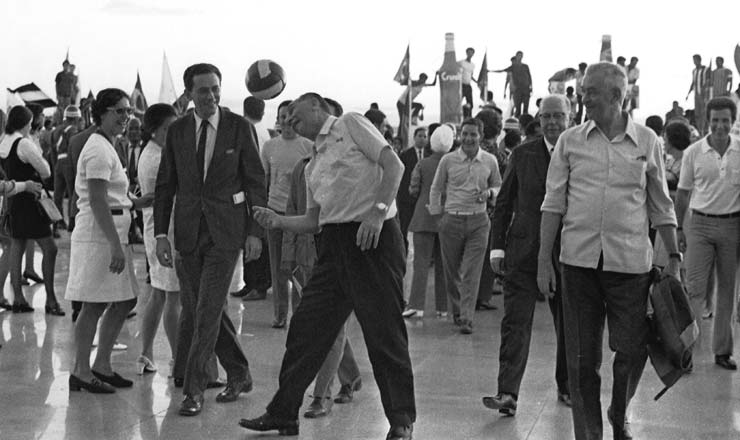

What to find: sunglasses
left=108, top=107, right=134, bottom=116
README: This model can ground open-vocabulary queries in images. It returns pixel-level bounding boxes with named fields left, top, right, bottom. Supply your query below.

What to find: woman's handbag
left=37, top=189, right=63, bottom=223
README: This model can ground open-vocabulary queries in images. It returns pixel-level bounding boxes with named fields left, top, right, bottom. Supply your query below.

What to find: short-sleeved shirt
left=261, top=135, right=313, bottom=212
left=712, top=68, right=733, bottom=96
left=458, top=60, right=475, bottom=85
left=305, top=113, right=397, bottom=226
left=541, top=116, right=677, bottom=273
left=428, top=147, right=501, bottom=214
left=76, top=133, right=133, bottom=214
left=677, top=136, right=740, bottom=214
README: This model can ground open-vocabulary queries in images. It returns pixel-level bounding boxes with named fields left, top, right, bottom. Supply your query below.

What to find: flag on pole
left=7, top=83, right=56, bottom=108
left=600, top=35, right=612, bottom=62
left=131, top=72, right=148, bottom=118
left=477, top=50, right=488, bottom=100
left=394, top=45, right=410, bottom=85
left=158, top=51, right=178, bottom=105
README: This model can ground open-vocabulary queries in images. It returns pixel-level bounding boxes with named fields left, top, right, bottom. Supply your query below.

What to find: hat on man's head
left=503, top=117, right=519, bottom=131
left=64, top=105, right=81, bottom=119
left=430, top=124, right=454, bottom=154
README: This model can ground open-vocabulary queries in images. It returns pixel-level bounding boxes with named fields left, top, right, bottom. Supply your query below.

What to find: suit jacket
left=490, top=138, right=557, bottom=274
left=153, top=107, right=267, bottom=254
left=397, top=147, right=424, bottom=208
left=408, top=153, right=443, bottom=233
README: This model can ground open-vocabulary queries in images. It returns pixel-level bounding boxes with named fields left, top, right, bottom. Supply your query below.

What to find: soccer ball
left=245, top=59, right=286, bottom=100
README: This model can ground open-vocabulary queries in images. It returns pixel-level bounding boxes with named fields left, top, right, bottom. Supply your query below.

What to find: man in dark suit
left=154, top=63, right=267, bottom=417
left=482, top=95, right=571, bottom=416
left=396, top=127, right=428, bottom=250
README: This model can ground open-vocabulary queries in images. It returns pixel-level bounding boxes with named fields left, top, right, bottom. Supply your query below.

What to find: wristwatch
left=669, top=252, right=683, bottom=262
left=374, top=202, right=389, bottom=213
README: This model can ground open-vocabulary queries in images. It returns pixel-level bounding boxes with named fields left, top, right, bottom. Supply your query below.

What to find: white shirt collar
left=544, top=137, right=555, bottom=154
left=194, top=107, right=220, bottom=131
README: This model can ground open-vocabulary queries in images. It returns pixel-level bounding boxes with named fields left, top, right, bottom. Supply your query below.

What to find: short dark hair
left=524, top=120, right=541, bottom=137
left=364, top=109, right=386, bottom=126
left=503, top=131, right=522, bottom=149
left=664, top=121, right=691, bottom=151
left=518, top=113, right=534, bottom=129
left=461, top=117, right=484, bottom=136
left=243, top=96, right=265, bottom=121
left=705, top=96, right=737, bottom=122
left=183, top=63, right=221, bottom=92
left=92, top=88, right=130, bottom=125
left=324, top=98, right=343, bottom=117
left=142, top=103, right=177, bottom=145
left=717, top=56, right=724, bottom=63
left=43, top=119, right=53, bottom=129
left=26, top=103, right=44, bottom=132
left=645, top=115, right=664, bottom=136
left=474, top=109, right=502, bottom=140
left=413, top=127, right=427, bottom=137
left=295, top=92, right=331, bottom=113
left=4, top=106, right=33, bottom=134
left=277, top=100, right=293, bottom=116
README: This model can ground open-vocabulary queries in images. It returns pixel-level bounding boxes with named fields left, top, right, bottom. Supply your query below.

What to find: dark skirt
left=8, top=193, right=51, bottom=239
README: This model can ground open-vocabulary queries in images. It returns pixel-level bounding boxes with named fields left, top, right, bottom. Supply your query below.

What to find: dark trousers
left=498, top=269, right=568, bottom=398
left=266, top=219, right=415, bottom=426
left=513, top=91, right=530, bottom=117
left=561, top=263, right=650, bottom=440
left=175, top=216, right=249, bottom=396
left=477, top=222, right=495, bottom=305
left=53, top=157, right=74, bottom=223
left=243, top=236, right=271, bottom=293
left=576, top=94, right=584, bottom=124
left=397, top=204, right=414, bottom=252
left=462, top=84, right=474, bottom=118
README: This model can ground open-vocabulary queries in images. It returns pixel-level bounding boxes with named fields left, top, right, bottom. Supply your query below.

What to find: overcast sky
left=3, top=0, right=740, bottom=126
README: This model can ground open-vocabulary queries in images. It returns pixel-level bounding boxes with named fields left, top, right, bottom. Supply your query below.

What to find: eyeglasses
left=107, top=107, right=134, bottom=116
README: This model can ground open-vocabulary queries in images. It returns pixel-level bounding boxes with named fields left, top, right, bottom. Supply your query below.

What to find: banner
left=394, top=45, right=410, bottom=85
left=477, top=51, right=488, bottom=101
left=7, top=83, right=56, bottom=108
left=159, top=51, right=178, bottom=104
left=131, top=72, right=148, bottom=118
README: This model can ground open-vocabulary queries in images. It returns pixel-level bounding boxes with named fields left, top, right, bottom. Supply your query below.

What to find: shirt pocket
left=612, top=151, right=647, bottom=188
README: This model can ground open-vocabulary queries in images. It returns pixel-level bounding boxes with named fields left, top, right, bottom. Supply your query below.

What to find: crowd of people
left=0, top=53, right=739, bottom=440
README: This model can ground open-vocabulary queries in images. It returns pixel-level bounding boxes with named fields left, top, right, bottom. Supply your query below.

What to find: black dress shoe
left=22, top=270, right=44, bottom=284
left=230, top=287, right=250, bottom=298
left=304, top=397, right=332, bottom=418
left=607, top=406, right=633, bottom=439
left=715, top=355, right=738, bottom=370
left=239, top=412, right=299, bottom=435
left=207, top=379, right=226, bottom=389
left=12, top=303, right=34, bottom=313
left=0, top=299, right=11, bottom=310
left=215, top=379, right=253, bottom=403
left=45, top=303, right=66, bottom=316
left=482, top=393, right=517, bottom=416
left=475, top=299, right=498, bottom=310
left=334, top=377, right=362, bottom=404
left=69, top=374, right=115, bottom=393
left=179, top=394, right=204, bottom=416
left=242, top=289, right=267, bottom=301
left=92, top=370, right=133, bottom=388
left=386, top=424, right=413, bottom=440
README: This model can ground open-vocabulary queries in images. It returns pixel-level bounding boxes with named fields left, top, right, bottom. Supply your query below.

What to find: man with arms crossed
left=483, top=95, right=571, bottom=417
left=538, top=62, right=680, bottom=440
left=240, top=93, right=415, bottom=440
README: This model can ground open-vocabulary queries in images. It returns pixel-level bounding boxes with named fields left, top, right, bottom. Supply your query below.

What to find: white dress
left=65, top=133, right=138, bottom=303
left=138, top=141, right=180, bottom=292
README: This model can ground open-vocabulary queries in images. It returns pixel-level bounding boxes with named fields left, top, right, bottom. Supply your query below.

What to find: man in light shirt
left=675, top=97, right=740, bottom=371
left=458, top=47, right=476, bottom=118
left=429, top=118, right=501, bottom=335
left=538, top=62, right=680, bottom=440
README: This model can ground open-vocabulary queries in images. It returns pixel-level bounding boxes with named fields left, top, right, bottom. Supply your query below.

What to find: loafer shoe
left=482, top=393, right=517, bottom=416
left=239, top=412, right=299, bottom=435
left=460, top=320, right=473, bottom=335
left=92, top=370, right=133, bottom=388
left=386, top=424, right=413, bottom=440
left=179, top=394, right=204, bottom=416
left=334, top=377, right=362, bottom=404
left=215, top=379, right=253, bottom=403
left=303, top=396, right=332, bottom=418
left=715, top=355, right=737, bottom=370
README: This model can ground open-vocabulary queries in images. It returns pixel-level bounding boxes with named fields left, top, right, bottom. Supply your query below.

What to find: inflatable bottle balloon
left=439, top=33, right=463, bottom=125
left=600, top=35, right=612, bottom=62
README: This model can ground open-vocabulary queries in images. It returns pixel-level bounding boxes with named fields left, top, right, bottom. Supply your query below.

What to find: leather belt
left=446, top=211, right=484, bottom=216
left=692, top=210, right=740, bottom=219
left=111, top=209, right=126, bottom=215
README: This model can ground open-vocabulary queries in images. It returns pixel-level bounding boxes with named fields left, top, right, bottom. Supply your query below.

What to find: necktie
left=417, top=148, right=422, bottom=161
left=128, top=146, right=137, bottom=180
left=197, top=119, right=208, bottom=180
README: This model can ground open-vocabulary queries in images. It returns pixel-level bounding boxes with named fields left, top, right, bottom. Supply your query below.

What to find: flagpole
left=407, top=42, right=412, bottom=151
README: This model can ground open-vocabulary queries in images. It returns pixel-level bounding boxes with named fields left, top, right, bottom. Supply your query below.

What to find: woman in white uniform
left=66, top=88, right=139, bottom=393
left=136, top=103, right=180, bottom=374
